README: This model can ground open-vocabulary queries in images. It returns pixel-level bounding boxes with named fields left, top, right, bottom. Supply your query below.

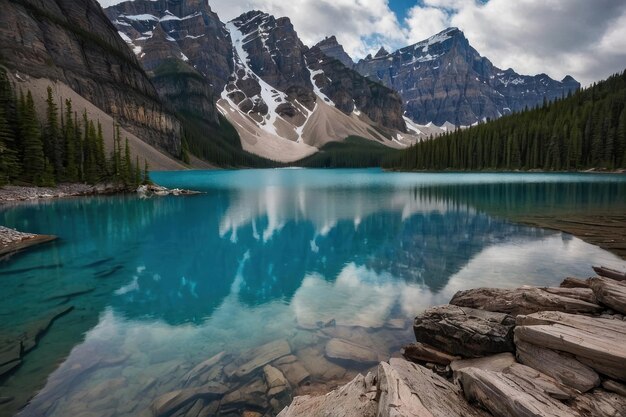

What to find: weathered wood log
left=277, top=373, right=378, bottom=417
left=402, top=342, right=461, bottom=365
left=570, top=388, right=626, bottom=417
left=377, top=358, right=490, bottom=417
left=450, top=287, right=603, bottom=316
left=413, top=305, right=515, bottom=358
left=593, top=266, right=626, bottom=281
left=457, top=367, right=580, bottom=417
left=588, top=276, right=626, bottom=314
left=515, top=312, right=626, bottom=381
left=515, top=340, right=600, bottom=393
left=560, top=277, right=590, bottom=288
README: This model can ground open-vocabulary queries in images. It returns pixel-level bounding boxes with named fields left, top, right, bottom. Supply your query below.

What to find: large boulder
left=377, top=358, right=489, bottom=417
left=515, top=311, right=626, bottom=381
left=588, top=277, right=626, bottom=314
left=450, top=286, right=603, bottom=316
left=515, top=340, right=600, bottom=393
left=277, top=372, right=378, bottom=417
left=457, top=366, right=580, bottom=417
left=413, top=305, right=515, bottom=357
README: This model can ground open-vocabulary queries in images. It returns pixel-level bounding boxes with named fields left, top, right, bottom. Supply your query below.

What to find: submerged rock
left=150, top=384, right=228, bottom=417
left=324, top=338, right=378, bottom=365
left=225, top=340, right=291, bottom=379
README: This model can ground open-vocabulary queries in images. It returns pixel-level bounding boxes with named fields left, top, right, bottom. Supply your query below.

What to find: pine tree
left=617, top=108, right=626, bottom=168
left=143, top=159, right=151, bottom=184
left=64, top=99, right=79, bottom=181
left=20, top=91, right=45, bottom=185
left=0, top=70, right=19, bottom=181
left=134, top=155, right=141, bottom=187
left=123, top=137, right=132, bottom=185
left=44, top=86, right=63, bottom=180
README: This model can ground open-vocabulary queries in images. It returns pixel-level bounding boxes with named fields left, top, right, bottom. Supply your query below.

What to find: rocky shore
left=0, top=183, right=202, bottom=205
left=278, top=266, right=626, bottom=417
left=0, top=184, right=128, bottom=203
left=0, top=226, right=56, bottom=259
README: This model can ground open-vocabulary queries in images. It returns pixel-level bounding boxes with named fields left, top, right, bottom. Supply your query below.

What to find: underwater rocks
left=0, top=306, right=74, bottom=380
left=279, top=267, right=626, bottom=416
left=324, top=338, right=379, bottom=366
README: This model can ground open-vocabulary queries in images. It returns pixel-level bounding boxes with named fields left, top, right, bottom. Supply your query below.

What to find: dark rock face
left=305, top=46, right=406, bottom=132
left=413, top=305, right=516, bottom=358
left=223, top=10, right=405, bottom=132
left=316, top=36, right=354, bottom=69
left=0, top=0, right=181, bottom=154
left=231, top=11, right=312, bottom=95
left=105, top=0, right=233, bottom=125
left=322, top=28, right=581, bottom=126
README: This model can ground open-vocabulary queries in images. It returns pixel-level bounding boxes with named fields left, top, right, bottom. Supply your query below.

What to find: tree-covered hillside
left=387, top=70, right=626, bottom=171
left=0, top=68, right=148, bottom=186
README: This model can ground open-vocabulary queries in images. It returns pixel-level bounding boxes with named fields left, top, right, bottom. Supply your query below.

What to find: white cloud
left=98, top=0, right=626, bottom=85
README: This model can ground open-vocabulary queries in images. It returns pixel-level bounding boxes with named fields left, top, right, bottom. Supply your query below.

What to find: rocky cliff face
left=221, top=10, right=407, bottom=137
left=323, top=28, right=580, bottom=126
left=105, top=0, right=233, bottom=125
left=0, top=0, right=181, bottom=155
left=316, top=36, right=354, bottom=70
left=305, top=46, right=406, bottom=132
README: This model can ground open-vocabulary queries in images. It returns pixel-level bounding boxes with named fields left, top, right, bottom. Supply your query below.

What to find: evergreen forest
left=387, top=70, right=626, bottom=171
left=0, top=68, right=150, bottom=186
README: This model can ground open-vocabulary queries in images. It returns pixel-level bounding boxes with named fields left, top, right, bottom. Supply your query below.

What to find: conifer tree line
left=388, top=70, right=626, bottom=171
left=0, top=68, right=151, bottom=186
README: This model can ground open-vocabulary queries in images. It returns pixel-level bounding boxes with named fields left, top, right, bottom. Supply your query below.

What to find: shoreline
left=514, top=212, right=626, bottom=260
left=383, top=167, right=626, bottom=174
left=279, top=266, right=626, bottom=416
left=0, top=227, right=57, bottom=259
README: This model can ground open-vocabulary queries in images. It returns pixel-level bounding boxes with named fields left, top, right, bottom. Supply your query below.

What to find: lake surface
left=1, top=169, right=625, bottom=417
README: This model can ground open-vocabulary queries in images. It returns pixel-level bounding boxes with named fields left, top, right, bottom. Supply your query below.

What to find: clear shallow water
left=1, top=169, right=625, bottom=416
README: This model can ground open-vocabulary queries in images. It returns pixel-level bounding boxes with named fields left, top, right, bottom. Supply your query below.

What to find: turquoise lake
left=1, top=169, right=626, bottom=416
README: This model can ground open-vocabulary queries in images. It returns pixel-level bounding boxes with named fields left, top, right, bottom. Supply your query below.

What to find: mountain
left=108, top=4, right=428, bottom=163
left=387, top=70, right=626, bottom=171
left=322, top=28, right=581, bottom=126
left=0, top=0, right=184, bottom=167
left=218, top=10, right=420, bottom=162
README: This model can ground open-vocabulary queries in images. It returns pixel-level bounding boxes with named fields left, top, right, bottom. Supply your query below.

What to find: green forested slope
left=387, top=70, right=626, bottom=171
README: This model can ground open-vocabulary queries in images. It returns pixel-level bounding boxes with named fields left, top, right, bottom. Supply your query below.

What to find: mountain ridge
left=320, top=27, right=581, bottom=125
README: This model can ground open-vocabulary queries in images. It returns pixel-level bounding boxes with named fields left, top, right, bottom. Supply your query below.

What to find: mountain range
left=0, top=0, right=581, bottom=167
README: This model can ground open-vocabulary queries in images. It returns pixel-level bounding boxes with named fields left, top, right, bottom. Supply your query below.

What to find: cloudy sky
left=98, top=0, right=626, bottom=86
